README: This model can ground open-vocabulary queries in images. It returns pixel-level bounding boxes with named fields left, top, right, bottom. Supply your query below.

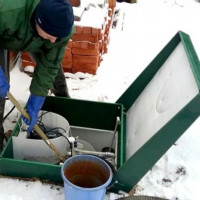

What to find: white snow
left=1, top=0, right=200, bottom=199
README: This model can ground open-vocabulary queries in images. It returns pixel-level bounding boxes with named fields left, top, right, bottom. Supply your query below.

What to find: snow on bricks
left=20, top=0, right=115, bottom=75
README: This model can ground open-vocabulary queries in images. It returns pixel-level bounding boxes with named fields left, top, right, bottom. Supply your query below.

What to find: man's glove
left=0, top=66, right=10, bottom=99
left=22, top=94, right=45, bottom=133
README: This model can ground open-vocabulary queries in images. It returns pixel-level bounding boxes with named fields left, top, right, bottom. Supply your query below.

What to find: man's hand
left=0, top=67, right=10, bottom=99
left=22, top=94, right=45, bottom=133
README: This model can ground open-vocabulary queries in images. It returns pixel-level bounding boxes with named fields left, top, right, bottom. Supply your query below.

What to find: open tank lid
left=112, top=31, right=200, bottom=192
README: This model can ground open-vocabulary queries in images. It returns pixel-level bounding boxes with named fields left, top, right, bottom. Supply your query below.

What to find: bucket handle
left=86, top=154, right=117, bottom=190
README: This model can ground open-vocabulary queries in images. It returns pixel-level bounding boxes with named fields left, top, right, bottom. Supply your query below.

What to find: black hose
left=3, top=105, right=15, bottom=123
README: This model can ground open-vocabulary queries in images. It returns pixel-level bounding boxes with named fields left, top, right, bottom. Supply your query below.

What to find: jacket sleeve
left=30, top=27, right=74, bottom=97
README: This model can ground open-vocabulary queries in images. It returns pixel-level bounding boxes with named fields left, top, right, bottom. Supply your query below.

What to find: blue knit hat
left=35, top=0, right=74, bottom=38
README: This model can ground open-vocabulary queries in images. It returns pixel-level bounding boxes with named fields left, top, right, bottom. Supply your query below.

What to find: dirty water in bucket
left=64, top=160, right=110, bottom=188
left=61, top=155, right=113, bottom=200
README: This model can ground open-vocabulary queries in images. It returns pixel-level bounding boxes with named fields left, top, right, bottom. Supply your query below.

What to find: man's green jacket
left=0, top=0, right=74, bottom=96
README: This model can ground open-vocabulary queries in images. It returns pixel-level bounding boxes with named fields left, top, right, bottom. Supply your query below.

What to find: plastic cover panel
left=126, top=43, right=199, bottom=159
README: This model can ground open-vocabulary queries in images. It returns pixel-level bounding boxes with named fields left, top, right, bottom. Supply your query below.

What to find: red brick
left=109, top=0, right=116, bottom=11
left=72, top=48, right=99, bottom=56
left=82, top=26, right=92, bottom=34
left=72, top=41, right=99, bottom=50
left=73, top=55, right=99, bottom=64
left=72, top=34, right=99, bottom=43
left=72, top=60, right=98, bottom=69
left=92, top=28, right=102, bottom=36
left=100, top=41, right=104, bottom=54
left=22, top=52, right=33, bottom=63
left=63, top=68, right=72, bottom=73
left=22, top=60, right=36, bottom=68
left=98, top=56, right=103, bottom=66
left=104, top=47, right=108, bottom=54
left=108, top=9, right=113, bottom=17
left=104, top=25, right=110, bottom=35
left=65, top=47, right=71, bottom=55
left=75, top=25, right=83, bottom=34
left=98, top=41, right=102, bottom=49
left=108, top=18, right=112, bottom=27
left=62, top=61, right=72, bottom=68
left=63, top=54, right=72, bottom=61
left=67, top=40, right=73, bottom=48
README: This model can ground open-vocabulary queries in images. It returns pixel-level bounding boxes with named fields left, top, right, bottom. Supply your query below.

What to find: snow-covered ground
left=1, top=0, right=200, bottom=199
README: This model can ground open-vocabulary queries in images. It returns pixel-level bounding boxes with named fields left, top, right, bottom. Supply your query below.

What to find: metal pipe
left=74, top=148, right=115, bottom=157
left=109, top=116, right=120, bottom=152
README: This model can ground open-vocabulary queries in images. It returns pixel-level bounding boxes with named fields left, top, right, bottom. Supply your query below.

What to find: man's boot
left=0, top=49, right=9, bottom=152
left=0, top=98, right=5, bottom=152
left=52, top=67, right=70, bottom=98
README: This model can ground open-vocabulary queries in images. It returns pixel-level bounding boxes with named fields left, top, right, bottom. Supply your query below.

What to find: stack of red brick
left=62, top=3, right=114, bottom=75
left=62, top=24, right=108, bottom=75
left=21, top=1, right=115, bottom=75
left=21, top=52, right=36, bottom=68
